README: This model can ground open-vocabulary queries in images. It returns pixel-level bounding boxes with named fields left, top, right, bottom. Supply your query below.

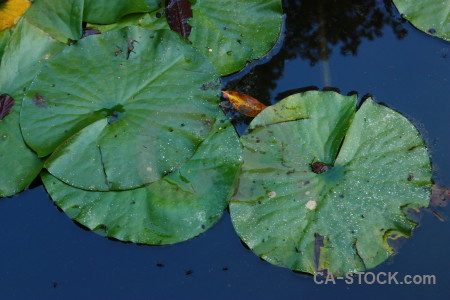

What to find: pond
left=0, top=0, right=449, bottom=298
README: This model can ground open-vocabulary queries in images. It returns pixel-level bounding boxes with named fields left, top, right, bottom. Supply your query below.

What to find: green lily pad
left=83, top=0, right=159, bottom=24
left=20, top=27, right=220, bottom=191
left=393, top=0, right=450, bottom=41
left=230, top=91, right=432, bottom=275
left=24, top=0, right=84, bottom=43
left=89, top=11, right=168, bottom=33
left=24, top=0, right=159, bottom=43
left=0, top=28, right=11, bottom=64
left=0, top=19, right=65, bottom=197
left=42, top=112, right=242, bottom=245
left=96, top=0, right=283, bottom=76
left=188, top=0, right=283, bottom=75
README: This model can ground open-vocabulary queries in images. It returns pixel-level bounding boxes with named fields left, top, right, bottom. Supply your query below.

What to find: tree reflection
left=224, top=0, right=408, bottom=110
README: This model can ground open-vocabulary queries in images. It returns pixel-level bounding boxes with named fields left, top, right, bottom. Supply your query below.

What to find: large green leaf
left=188, top=0, right=283, bottom=75
left=0, top=28, right=11, bottom=64
left=24, top=0, right=84, bottom=43
left=0, top=19, right=65, bottom=197
left=24, top=0, right=159, bottom=43
left=42, top=113, right=242, bottom=245
left=21, top=27, right=220, bottom=191
left=393, top=0, right=450, bottom=41
left=88, top=11, right=168, bottom=33
left=95, top=0, right=284, bottom=76
left=230, top=91, right=432, bottom=275
left=83, top=0, right=159, bottom=24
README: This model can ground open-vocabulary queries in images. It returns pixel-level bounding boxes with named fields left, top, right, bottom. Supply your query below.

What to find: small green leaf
left=21, top=27, right=220, bottom=191
left=0, top=28, right=11, bottom=64
left=96, top=0, right=284, bottom=76
left=23, top=0, right=160, bottom=43
left=230, top=91, right=432, bottom=275
left=83, top=0, right=159, bottom=24
left=88, top=10, right=167, bottom=33
left=393, top=0, right=450, bottom=41
left=188, top=0, right=283, bottom=75
left=24, top=0, right=84, bottom=43
left=0, top=19, right=65, bottom=197
left=42, top=113, right=242, bottom=245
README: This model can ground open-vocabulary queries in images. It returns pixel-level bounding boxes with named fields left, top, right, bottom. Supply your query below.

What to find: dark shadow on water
left=224, top=0, right=408, bottom=106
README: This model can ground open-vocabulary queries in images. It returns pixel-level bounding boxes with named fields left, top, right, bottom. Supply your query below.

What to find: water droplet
left=306, top=200, right=317, bottom=210
left=267, top=191, right=276, bottom=198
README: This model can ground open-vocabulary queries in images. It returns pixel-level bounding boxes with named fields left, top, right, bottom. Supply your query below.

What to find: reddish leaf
left=430, top=184, right=449, bottom=207
left=221, top=91, right=267, bottom=117
left=165, top=0, right=193, bottom=39
left=0, top=94, right=14, bottom=120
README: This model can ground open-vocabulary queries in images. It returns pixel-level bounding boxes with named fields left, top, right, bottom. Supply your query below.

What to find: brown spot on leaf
left=82, top=27, right=101, bottom=39
left=311, top=162, right=332, bottom=174
left=202, top=119, right=213, bottom=127
left=286, top=169, right=295, bottom=175
left=0, top=94, right=14, bottom=120
left=127, top=39, right=138, bottom=59
left=115, top=46, right=123, bottom=56
left=32, top=94, right=47, bottom=107
left=165, top=0, right=193, bottom=39
left=408, top=145, right=419, bottom=151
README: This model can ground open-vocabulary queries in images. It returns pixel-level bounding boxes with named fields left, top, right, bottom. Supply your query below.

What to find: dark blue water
left=1, top=1, right=449, bottom=298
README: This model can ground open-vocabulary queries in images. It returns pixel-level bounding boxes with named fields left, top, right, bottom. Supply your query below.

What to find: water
left=1, top=0, right=449, bottom=298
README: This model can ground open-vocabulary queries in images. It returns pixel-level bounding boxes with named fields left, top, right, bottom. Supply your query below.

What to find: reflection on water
left=224, top=0, right=408, bottom=114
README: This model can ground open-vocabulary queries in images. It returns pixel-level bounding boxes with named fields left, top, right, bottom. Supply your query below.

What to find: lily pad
left=0, top=19, right=65, bottom=197
left=96, top=0, right=284, bottom=76
left=21, top=27, right=220, bottom=191
left=24, top=0, right=84, bottom=43
left=188, top=0, right=283, bottom=75
left=42, top=112, right=242, bottom=245
left=24, top=0, right=159, bottom=43
left=89, top=10, right=168, bottom=33
left=0, top=28, right=11, bottom=63
left=393, top=0, right=450, bottom=41
left=83, top=0, right=159, bottom=24
left=230, top=91, right=432, bottom=275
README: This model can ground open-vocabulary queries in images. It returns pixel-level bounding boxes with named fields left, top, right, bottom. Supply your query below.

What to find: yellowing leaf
left=0, top=0, right=32, bottom=30
left=222, top=91, right=267, bottom=117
